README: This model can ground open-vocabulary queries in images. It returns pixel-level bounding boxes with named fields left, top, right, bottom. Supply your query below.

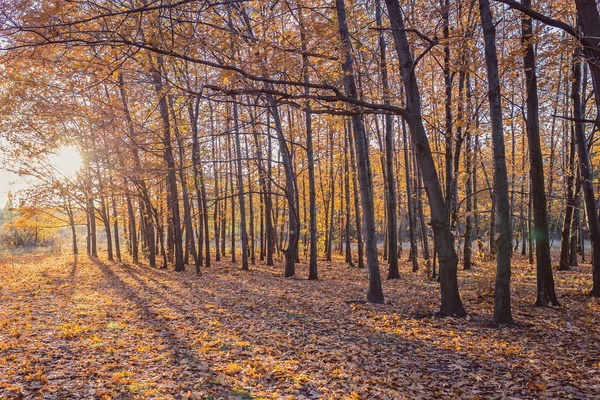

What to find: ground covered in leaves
left=1, top=251, right=599, bottom=399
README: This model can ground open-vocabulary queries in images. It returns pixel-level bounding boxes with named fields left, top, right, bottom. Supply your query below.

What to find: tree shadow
left=87, top=258, right=590, bottom=398
left=90, top=257, right=221, bottom=393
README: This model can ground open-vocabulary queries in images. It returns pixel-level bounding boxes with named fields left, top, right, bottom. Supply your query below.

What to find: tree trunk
left=336, top=0, right=384, bottom=303
left=521, top=0, right=558, bottom=305
left=559, top=153, right=574, bottom=269
left=298, top=7, right=318, bottom=279
left=227, top=130, right=236, bottom=264
left=344, top=126, right=354, bottom=267
left=152, top=57, right=184, bottom=272
left=233, top=99, right=250, bottom=271
left=68, top=204, right=78, bottom=255
left=402, top=118, right=419, bottom=273
left=246, top=137, right=256, bottom=265
left=327, top=128, right=335, bottom=262
left=169, top=95, right=197, bottom=268
left=479, top=0, right=513, bottom=325
left=385, top=0, right=463, bottom=316
left=99, top=195, right=113, bottom=261
left=125, top=192, right=137, bottom=262
left=348, top=119, right=365, bottom=270
left=266, top=114, right=275, bottom=266
left=189, top=95, right=210, bottom=270
left=111, top=190, right=121, bottom=262
left=213, top=134, right=221, bottom=262
left=118, top=72, right=155, bottom=267
left=377, top=0, right=399, bottom=279
left=571, top=49, right=600, bottom=296
left=266, top=94, right=298, bottom=277
left=441, top=0, right=454, bottom=231
left=88, top=197, right=97, bottom=257
left=464, top=73, right=474, bottom=270
left=575, top=0, right=600, bottom=116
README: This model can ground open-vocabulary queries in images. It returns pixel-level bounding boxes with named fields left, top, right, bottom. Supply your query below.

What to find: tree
left=385, top=0, right=465, bottom=316
left=478, top=0, right=513, bottom=324
left=336, top=0, right=384, bottom=304
left=520, top=0, right=558, bottom=306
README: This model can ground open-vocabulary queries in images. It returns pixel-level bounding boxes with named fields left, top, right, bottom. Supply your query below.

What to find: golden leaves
left=0, top=252, right=598, bottom=399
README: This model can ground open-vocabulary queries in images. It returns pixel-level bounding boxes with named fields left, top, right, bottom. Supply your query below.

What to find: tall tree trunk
left=126, top=192, right=138, bottom=262
left=87, top=197, right=97, bottom=258
left=547, top=52, right=565, bottom=235
left=233, top=99, right=250, bottom=271
left=416, top=160, right=431, bottom=272
left=246, top=137, right=256, bottom=265
left=385, top=0, right=464, bottom=315
left=94, top=159, right=113, bottom=261
left=266, top=114, right=275, bottom=266
left=344, top=126, right=354, bottom=266
left=189, top=95, right=210, bottom=270
left=265, top=94, right=299, bottom=277
left=152, top=57, right=184, bottom=272
left=402, top=118, right=419, bottom=272
left=575, top=0, right=600, bottom=116
left=528, top=178, right=534, bottom=265
left=377, top=0, right=399, bottom=279
left=336, top=0, right=384, bottom=303
left=571, top=49, right=600, bottom=296
left=111, top=187, right=121, bottom=262
left=169, top=95, right=197, bottom=267
left=99, top=195, right=113, bottom=261
left=473, top=127, right=484, bottom=256
left=559, top=140, right=574, bottom=269
left=213, top=134, right=221, bottom=262
left=570, top=185, right=580, bottom=267
left=327, top=128, right=335, bottom=262
left=521, top=0, right=558, bottom=305
left=67, top=204, right=78, bottom=255
left=348, top=119, right=365, bottom=269
left=298, top=7, right=318, bottom=279
left=228, top=131, right=236, bottom=264
left=252, top=116, right=272, bottom=266
left=118, top=72, right=155, bottom=267
left=441, top=0, right=454, bottom=230
left=479, top=0, right=513, bottom=324
left=464, top=74, right=474, bottom=271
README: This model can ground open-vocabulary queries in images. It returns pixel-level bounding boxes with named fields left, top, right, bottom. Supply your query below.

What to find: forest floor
left=0, top=251, right=599, bottom=399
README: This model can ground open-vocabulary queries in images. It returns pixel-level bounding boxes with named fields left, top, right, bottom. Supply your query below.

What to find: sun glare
left=50, top=146, right=82, bottom=178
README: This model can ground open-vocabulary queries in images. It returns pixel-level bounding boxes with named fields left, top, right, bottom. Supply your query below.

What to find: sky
left=0, top=146, right=82, bottom=207
left=0, top=169, right=30, bottom=207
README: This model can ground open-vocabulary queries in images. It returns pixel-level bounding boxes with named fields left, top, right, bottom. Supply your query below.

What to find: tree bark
left=479, top=0, right=513, bottom=324
left=521, top=0, right=558, bottom=306
left=402, top=118, right=419, bottom=273
left=464, top=73, right=474, bottom=271
left=344, top=126, right=354, bottom=267
left=298, top=7, right=318, bottom=279
left=571, top=49, right=600, bottom=297
left=152, top=57, right=184, bottom=272
left=385, top=0, right=463, bottom=315
left=377, top=0, right=399, bottom=279
left=233, top=99, right=250, bottom=271
left=265, top=94, right=299, bottom=277
left=126, top=192, right=138, bottom=262
left=118, top=72, right=156, bottom=267
left=169, top=95, right=197, bottom=268
left=348, top=120, right=364, bottom=269
left=336, top=0, right=384, bottom=303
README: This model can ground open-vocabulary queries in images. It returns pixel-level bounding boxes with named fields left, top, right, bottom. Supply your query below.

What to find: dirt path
left=0, top=252, right=599, bottom=399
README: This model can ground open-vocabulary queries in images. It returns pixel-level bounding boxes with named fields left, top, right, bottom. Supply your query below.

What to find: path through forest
left=0, top=253, right=599, bottom=399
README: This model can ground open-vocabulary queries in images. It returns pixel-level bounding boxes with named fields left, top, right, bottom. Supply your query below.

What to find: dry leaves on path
left=0, top=252, right=599, bottom=399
